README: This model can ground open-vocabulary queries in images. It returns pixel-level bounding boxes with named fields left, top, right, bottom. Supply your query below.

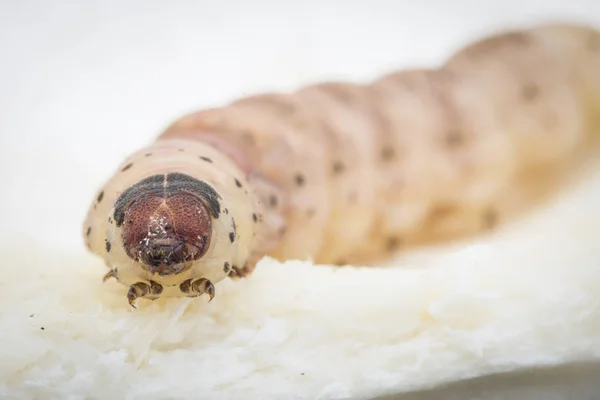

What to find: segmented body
left=83, top=23, right=600, bottom=304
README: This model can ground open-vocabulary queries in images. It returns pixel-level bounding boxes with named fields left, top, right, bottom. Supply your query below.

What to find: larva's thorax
left=83, top=139, right=263, bottom=304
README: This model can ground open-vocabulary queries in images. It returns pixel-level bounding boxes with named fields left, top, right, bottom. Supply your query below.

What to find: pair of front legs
left=103, top=269, right=215, bottom=308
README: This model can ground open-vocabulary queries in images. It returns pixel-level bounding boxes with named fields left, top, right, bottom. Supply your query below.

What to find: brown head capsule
left=113, top=173, right=221, bottom=276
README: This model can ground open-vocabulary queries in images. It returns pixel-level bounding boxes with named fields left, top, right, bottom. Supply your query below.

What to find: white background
left=1, top=0, right=599, bottom=252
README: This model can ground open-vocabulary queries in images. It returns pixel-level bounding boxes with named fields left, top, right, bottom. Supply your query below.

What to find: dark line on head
left=166, top=173, right=222, bottom=218
left=113, top=175, right=165, bottom=226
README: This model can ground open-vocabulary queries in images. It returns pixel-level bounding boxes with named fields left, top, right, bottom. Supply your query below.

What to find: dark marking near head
left=252, top=213, right=258, bottom=223
left=108, top=217, right=113, bottom=224
left=386, top=236, right=402, bottom=251
left=307, top=208, right=315, bottom=217
left=445, top=130, right=464, bottom=147
left=105, top=239, right=112, bottom=253
left=235, top=178, right=242, bottom=188
left=269, top=195, right=278, bottom=208
left=332, top=161, right=345, bottom=174
left=224, top=208, right=229, bottom=214
left=482, top=208, right=499, bottom=229
left=113, top=175, right=165, bottom=226
left=521, top=83, right=540, bottom=101
left=229, top=231, right=235, bottom=243
left=97, top=191, right=104, bottom=203
left=381, top=146, right=395, bottom=160
left=121, top=163, right=133, bottom=172
left=178, top=148, right=185, bottom=152
left=294, top=174, right=305, bottom=186
left=278, top=226, right=287, bottom=237
left=166, top=173, right=222, bottom=218
left=86, top=227, right=92, bottom=237
left=113, top=173, right=221, bottom=227
left=223, top=262, right=231, bottom=273
left=145, top=153, right=152, bottom=157
left=200, top=156, right=213, bottom=163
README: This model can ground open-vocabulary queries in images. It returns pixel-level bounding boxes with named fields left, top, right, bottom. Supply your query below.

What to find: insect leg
left=179, top=278, right=215, bottom=302
left=126, top=281, right=163, bottom=308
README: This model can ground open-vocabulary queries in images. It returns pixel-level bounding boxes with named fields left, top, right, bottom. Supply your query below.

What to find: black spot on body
left=252, top=213, right=258, bottom=223
left=40, top=327, right=45, bottom=331
left=521, top=83, right=540, bottom=101
left=269, top=195, right=278, bottom=208
left=483, top=208, right=499, bottom=229
left=178, top=148, right=185, bottom=152
left=381, top=146, right=395, bottom=160
left=386, top=236, right=402, bottom=251
left=235, top=178, right=242, bottom=188
left=145, top=153, right=152, bottom=157
left=200, top=156, right=213, bottom=163
left=229, top=218, right=237, bottom=243
left=294, top=174, right=305, bottom=186
left=86, top=227, right=92, bottom=236
left=307, top=209, right=315, bottom=217
left=332, top=161, right=345, bottom=174
left=242, top=132, right=256, bottom=145
left=97, top=191, right=104, bottom=203
left=223, top=262, right=230, bottom=272
left=105, top=239, right=112, bottom=253
left=445, top=130, right=464, bottom=147
left=121, top=163, right=133, bottom=172
left=224, top=208, right=229, bottom=214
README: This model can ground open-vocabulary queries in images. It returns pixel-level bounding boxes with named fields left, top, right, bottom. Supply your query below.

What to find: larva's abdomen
left=163, top=23, right=599, bottom=265
left=84, top=22, right=600, bottom=305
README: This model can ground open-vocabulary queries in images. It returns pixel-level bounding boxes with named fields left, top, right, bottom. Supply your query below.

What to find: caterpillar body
left=83, top=23, right=600, bottom=307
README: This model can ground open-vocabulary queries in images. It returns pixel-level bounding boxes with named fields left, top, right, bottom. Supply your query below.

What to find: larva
left=83, top=22, right=600, bottom=307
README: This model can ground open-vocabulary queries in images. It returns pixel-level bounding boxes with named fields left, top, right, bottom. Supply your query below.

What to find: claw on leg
left=103, top=269, right=117, bottom=282
left=192, top=278, right=215, bottom=302
left=180, top=278, right=215, bottom=302
left=127, top=282, right=150, bottom=308
left=126, top=281, right=163, bottom=308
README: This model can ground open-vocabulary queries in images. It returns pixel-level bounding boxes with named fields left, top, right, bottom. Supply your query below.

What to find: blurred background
left=0, top=0, right=599, bottom=252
